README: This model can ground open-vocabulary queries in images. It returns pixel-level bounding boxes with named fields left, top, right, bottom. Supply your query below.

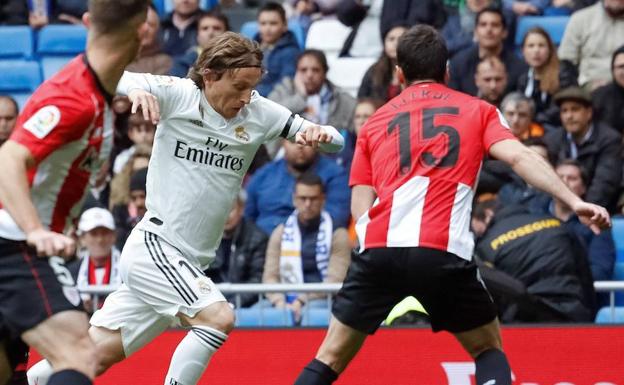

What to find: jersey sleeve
left=482, top=104, right=517, bottom=152
left=255, top=93, right=297, bottom=141
left=9, top=95, right=95, bottom=163
left=116, top=72, right=187, bottom=120
left=349, top=123, right=373, bottom=187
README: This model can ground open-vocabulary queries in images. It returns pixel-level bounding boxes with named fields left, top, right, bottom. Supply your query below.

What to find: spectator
left=475, top=56, right=508, bottom=107
left=255, top=2, right=301, bottom=96
left=126, top=4, right=172, bottom=75
left=335, top=0, right=384, bottom=58
left=269, top=49, right=356, bottom=134
left=169, top=9, right=229, bottom=78
left=504, top=0, right=548, bottom=16
left=82, top=160, right=111, bottom=210
left=262, top=173, right=350, bottom=323
left=112, top=110, right=156, bottom=174
left=0, top=0, right=28, bottom=25
left=558, top=0, right=624, bottom=90
left=357, top=24, right=407, bottom=102
left=544, top=86, right=623, bottom=212
left=547, top=159, right=615, bottom=284
left=501, top=92, right=544, bottom=139
left=245, top=140, right=351, bottom=236
left=160, top=0, right=202, bottom=58
left=549, top=0, right=600, bottom=13
left=449, top=6, right=527, bottom=96
left=73, top=207, right=122, bottom=312
left=353, top=97, right=381, bottom=136
left=472, top=201, right=596, bottom=323
left=517, top=27, right=561, bottom=126
left=592, top=44, right=624, bottom=134
left=496, top=137, right=551, bottom=211
left=204, top=191, right=268, bottom=308
left=379, top=0, right=447, bottom=38
left=28, top=0, right=87, bottom=28
left=111, top=167, right=148, bottom=250
left=442, top=0, right=497, bottom=57
left=0, top=95, right=18, bottom=146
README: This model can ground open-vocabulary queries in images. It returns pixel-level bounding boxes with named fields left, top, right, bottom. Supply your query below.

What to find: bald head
left=0, top=96, right=18, bottom=145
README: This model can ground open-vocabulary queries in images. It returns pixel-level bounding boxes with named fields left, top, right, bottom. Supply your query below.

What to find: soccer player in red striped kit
left=0, top=1, right=149, bottom=384
left=293, top=25, right=611, bottom=385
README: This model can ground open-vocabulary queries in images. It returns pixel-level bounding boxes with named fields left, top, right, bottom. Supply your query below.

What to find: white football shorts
left=90, top=229, right=225, bottom=356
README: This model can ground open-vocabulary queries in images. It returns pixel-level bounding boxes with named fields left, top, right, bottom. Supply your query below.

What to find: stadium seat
left=37, top=25, right=87, bottom=55
left=10, top=93, right=33, bottom=110
left=235, top=308, right=294, bottom=327
left=239, top=20, right=306, bottom=50
left=162, top=0, right=217, bottom=16
left=305, top=18, right=351, bottom=59
left=514, top=16, right=570, bottom=47
left=0, top=26, right=34, bottom=59
left=326, top=56, right=376, bottom=97
left=612, top=216, right=624, bottom=262
left=595, top=306, right=624, bottom=323
left=0, top=60, right=42, bottom=92
left=41, top=56, right=75, bottom=80
left=300, top=308, right=330, bottom=327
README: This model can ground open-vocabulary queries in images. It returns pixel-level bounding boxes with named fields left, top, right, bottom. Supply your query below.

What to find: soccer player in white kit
left=28, top=32, right=345, bottom=385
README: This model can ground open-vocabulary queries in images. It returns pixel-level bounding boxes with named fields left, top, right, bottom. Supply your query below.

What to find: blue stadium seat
left=162, top=0, right=217, bottom=15
left=235, top=308, right=294, bottom=327
left=0, top=26, right=34, bottom=59
left=0, top=60, right=42, bottom=92
left=300, top=308, right=330, bottom=327
left=595, top=306, right=624, bottom=323
left=514, top=16, right=570, bottom=47
left=612, top=216, right=624, bottom=262
left=152, top=0, right=165, bottom=17
left=41, top=56, right=74, bottom=80
left=36, top=25, right=87, bottom=55
left=239, top=20, right=306, bottom=49
left=10, top=93, right=33, bottom=110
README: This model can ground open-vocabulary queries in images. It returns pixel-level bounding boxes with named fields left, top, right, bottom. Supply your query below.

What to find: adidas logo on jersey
left=188, top=119, right=203, bottom=128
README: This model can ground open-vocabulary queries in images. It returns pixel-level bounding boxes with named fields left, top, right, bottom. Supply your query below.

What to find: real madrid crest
left=234, top=126, right=250, bottom=142
left=197, top=278, right=212, bottom=294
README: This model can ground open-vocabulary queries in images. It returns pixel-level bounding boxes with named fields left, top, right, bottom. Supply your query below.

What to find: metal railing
left=78, top=281, right=624, bottom=323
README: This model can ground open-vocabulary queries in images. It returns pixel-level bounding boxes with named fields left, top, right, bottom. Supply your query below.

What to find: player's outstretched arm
left=116, top=71, right=161, bottom=124
left=0, top=142, right=75, bottom=256
left=294, top=121, right=345, bottom=153
left=489, top=139, right=611, bottom=234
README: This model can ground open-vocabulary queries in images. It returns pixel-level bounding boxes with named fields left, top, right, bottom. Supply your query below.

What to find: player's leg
left=294, top=248, right=403, bottom=385
left=453, top=318, right=511, bottom=385
left=2, top=337, right=29, bottom=385
left=170, top=301, right=234, bottom=385
left=0, top=345, right=11, bottom=385
left=21, top=310, right=96, bottom=385
left=293, top=316, right=367, bottom=385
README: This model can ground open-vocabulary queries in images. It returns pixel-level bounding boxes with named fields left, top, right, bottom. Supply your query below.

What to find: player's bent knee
left=183, top=302, right=235, bottom=334
left=89, top=327, right=125, bottom=375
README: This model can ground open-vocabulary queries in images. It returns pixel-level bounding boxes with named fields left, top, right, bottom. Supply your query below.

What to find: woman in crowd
left=517, top=27, right=561, bottom=126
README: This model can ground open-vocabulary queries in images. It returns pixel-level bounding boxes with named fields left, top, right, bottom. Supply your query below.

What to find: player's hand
left=128, top=89, right=160, bottom=125
left=26, top=228, right=76, bottom=258
left=295, top=125, right=332, bottom=149
left=572, top=201, right=611, bottom=235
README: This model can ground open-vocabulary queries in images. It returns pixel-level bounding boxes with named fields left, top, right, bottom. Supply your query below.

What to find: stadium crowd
left=1, top=0, right=623, bottom=326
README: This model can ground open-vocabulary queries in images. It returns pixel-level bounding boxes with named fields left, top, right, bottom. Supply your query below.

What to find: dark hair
left=556, top=158, right=589, bottom=187
left=522, top=27, right=559, bottom=94
left=188, top=32, right=263, bottom=89
left=371, top=24, right=409, bottom=93
left=258, top=1, right=286, bottom=23
left=472, top=199, right=499, bottom=222
left=357, top=97, right=384, bottom=110
left=396, top=25, right=448, bottom=84
left=297, top=49, right=329, bottom=74
left=612, top=44, right=624, bottom=71
left=89, top=0, right=150, bottom=33
left=521, top=136, right=547, bottom=149
left=295, top=172, right=325, bottom=193
left=198, top=8, right=230, bottom=31
left=475, top=6, right=506, bottom=30
left=0, top=95, right=19, bottom=114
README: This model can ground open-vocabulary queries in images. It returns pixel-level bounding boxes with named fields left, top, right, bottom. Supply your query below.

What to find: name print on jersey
left=173, top=135, right=245, bottom=172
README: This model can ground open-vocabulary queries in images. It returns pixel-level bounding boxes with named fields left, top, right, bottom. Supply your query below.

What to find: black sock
left=48, top=369, right=92, bottom=385
left=293, top=359, right=338, bottom=385
left=8, top=370, right=27, bottom=385
left=475, top=349, right=512, bottom=385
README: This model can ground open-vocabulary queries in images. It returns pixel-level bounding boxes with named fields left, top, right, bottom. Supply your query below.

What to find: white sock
left=27, top=360, right=53, bottom=385
left=164, top=326, right=228, bottom=385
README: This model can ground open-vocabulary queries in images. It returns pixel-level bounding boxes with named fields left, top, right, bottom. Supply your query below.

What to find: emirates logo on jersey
left=234, top=126, right=250, bottom=142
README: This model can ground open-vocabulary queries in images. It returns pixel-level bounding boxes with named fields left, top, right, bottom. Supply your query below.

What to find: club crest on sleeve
left=153, top=75, right=176, bottom=86
left=234, top=126, right=250, bottom=142
left=23, top=105, right=61, bottom=139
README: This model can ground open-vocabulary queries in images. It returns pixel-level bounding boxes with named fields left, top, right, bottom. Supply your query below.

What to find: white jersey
left=117, top=72, right=343, bottom=268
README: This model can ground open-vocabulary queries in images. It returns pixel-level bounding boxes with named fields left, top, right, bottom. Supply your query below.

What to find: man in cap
left=544, top=86, right=623, bottom=213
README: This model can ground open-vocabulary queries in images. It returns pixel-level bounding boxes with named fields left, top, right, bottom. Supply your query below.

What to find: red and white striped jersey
left=350, top=82, right=515, bottom=260
left=0, top=55, right=114, bottom=240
